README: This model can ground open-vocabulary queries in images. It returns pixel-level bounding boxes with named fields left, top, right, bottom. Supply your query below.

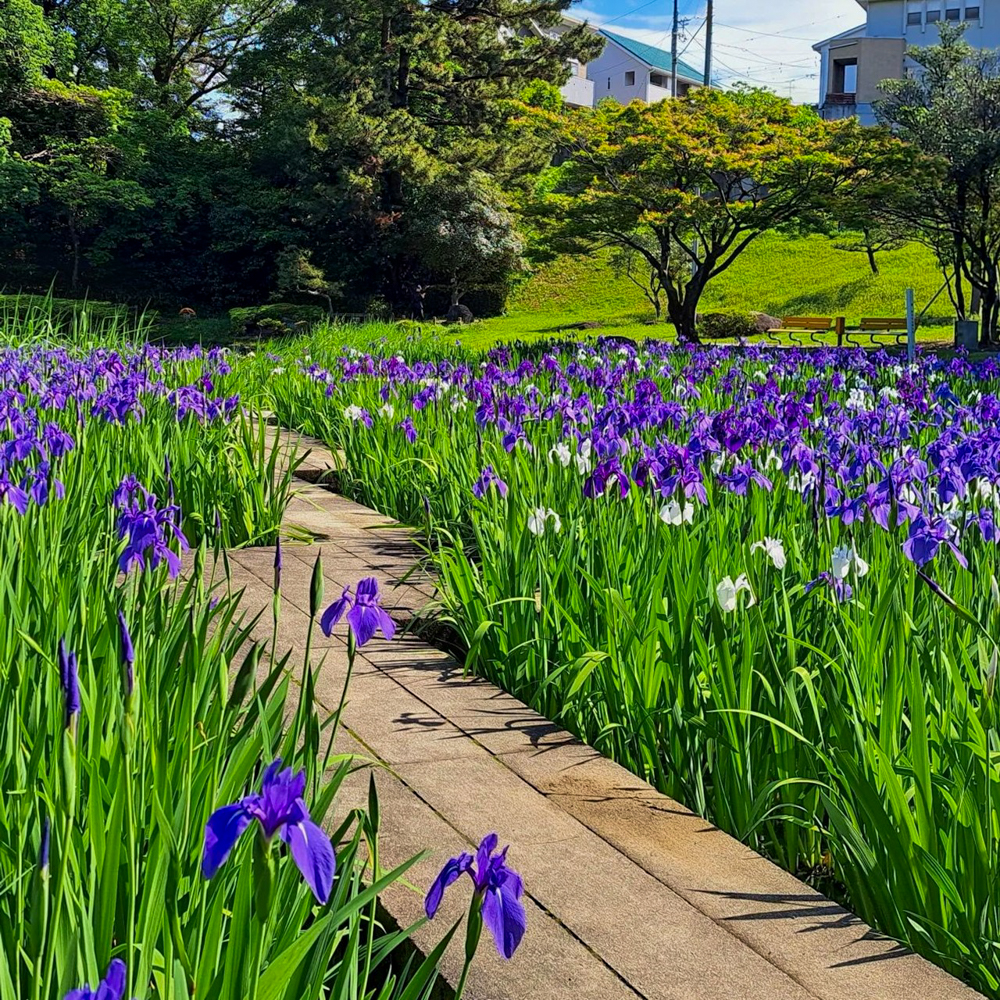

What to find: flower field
left=0, top=314, right=470, bottom=1000
left=267, top=328, right=1000, bottom=996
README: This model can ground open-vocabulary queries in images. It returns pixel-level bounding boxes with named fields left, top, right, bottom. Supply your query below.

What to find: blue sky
left=570, top=0, right=864, bottom=102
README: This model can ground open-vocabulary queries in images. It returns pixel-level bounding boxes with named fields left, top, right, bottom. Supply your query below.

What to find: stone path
left=227, top=429, right=983, bottom=1000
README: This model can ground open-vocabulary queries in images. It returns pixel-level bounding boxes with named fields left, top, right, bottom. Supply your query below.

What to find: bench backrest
left=859, top=318, right=907, bottom=331
left=780, top=316, right=834, bottom=331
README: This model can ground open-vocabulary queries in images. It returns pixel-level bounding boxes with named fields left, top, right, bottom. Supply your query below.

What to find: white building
left=524, top=17, right=706, bottom=109
left=523, top=15, right=595, bottom=108
left=814, top=0, right=990, bottom=124
left=587, top=30, right=705, bottom=106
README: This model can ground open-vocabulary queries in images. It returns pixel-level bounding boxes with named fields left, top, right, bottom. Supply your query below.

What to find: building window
left=625, top=71, right=636, bottom=86
left=927, top=8, right=942, bottom=21
left=607, top=77, right=611, bottom=90
left=832, top=58, right=859, bottom=95
left=907, top=10, right=923, bottom=24
left=650, top=73, right=665, bottom=86
left=945, top=5, right=962, bottom=18
left=965, top=4, right=981, bottom=18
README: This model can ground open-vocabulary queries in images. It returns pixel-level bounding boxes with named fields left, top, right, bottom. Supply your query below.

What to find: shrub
left=229, top=303, right=326, bottom=336
left=699, top=312, right=776, bottom=340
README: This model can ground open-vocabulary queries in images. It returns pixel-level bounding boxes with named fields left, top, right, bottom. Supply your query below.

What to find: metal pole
left=671, top=0, right=680, bottom=97
left=906, top=288, right=916, bottom=363
left=704, top=0, right=713, bottom=87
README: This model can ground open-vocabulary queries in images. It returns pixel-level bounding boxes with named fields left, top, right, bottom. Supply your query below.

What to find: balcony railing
left=825, top=92, right=858, bottom=105
left=562, top=75, right=594, bottom=108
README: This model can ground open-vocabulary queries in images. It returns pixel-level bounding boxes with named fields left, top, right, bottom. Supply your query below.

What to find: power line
left=712, top=12, right=854, bottom=44
left=678, top=16, right=706, bottom=59
left=581, top=0, right=664, bottom=31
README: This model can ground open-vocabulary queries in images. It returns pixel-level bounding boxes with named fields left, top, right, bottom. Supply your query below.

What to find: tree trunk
left=865, top=244, right=880, bottom=277
left=69, top=216, right=80, bottom=292
left=981, top=285, right=999, bottom=346
left=666, top=291, right=701, bottom=344
left=679, top=294, right=701, bottom=344
left=861, top=229, right=880, bottom=276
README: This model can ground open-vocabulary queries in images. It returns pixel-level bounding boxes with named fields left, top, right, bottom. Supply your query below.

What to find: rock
left=446, top=304, right=474, bottom=325
left=752, top=312, right=781, bottom=333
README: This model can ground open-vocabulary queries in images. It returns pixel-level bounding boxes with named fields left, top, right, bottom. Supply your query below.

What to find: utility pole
left=671, top=0, right=680, bottom=97
left=704, top=0, right=713, bottom=87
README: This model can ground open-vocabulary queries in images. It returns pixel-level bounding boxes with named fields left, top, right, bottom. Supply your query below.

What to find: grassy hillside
left=466, top=234, right=955, bottom=346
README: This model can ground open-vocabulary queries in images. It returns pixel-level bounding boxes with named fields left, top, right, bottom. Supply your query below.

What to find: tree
left=529, top=88, right=900, bottom=343
left=0, top=0, right=53, bottom=96
left=275, top=247, right=339, bottom=315
left=229, top=0, right=601, bottom=310
left=610, top=242, right=666, bottom=319
left=398, top=173, right=526, bottom=315
left=40, top=143, right=151, bottom=290
left=43, top=0, right=293, bottom=114
left=832, top=225, right=906, bottom=277
left=876, top=25, right=1000, bottom=343
left=1, top=80, right=150, bottom=291
left=0, top=0, right=599, bottom=311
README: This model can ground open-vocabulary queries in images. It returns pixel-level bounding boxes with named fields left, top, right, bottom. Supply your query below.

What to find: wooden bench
left=766, top=316, right=844, bottom=346
left=842, top=317, right=908, bottom=348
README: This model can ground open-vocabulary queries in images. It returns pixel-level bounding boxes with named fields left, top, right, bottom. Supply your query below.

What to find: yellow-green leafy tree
left=529, top=87, right=906, bottom=343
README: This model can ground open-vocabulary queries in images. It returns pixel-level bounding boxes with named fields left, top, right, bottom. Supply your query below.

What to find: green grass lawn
left=149, top=232, right=960, bottom=351
left=459, top=234, right=956, bottom=349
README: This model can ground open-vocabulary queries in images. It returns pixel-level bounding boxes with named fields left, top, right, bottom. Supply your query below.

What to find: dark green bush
left=229, top=303, right=326, bottom=335
left=699, top=311, right=775, bottom=340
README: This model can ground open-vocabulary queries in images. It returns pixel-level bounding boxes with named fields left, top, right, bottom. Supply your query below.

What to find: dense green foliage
left=875, top=24, right=1000, bottom=342
left=0, top=0, right=598, bottom=313
left=0, top=309, right=461, bottom=999
left=264, top=323, right=1000, bottom=996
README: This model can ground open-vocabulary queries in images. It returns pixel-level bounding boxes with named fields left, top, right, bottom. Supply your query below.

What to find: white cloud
left=572, top=0, right=865, bottom=103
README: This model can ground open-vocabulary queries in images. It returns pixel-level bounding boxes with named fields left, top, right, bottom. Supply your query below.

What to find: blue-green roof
left=600, top=30, right=704, bottom=83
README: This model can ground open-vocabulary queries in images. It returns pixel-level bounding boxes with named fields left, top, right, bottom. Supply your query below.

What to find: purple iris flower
left=64, top=959, right=132, bottom=1000
left=0, top=473, right=29, bottom=514
left=425, top=833, right=526, bottom=960
left=39, top=815, right=50, bottom=872
left=976, top=509, right=999, bottom=544
left=202, top=760, right=336, bottom=904
left=320, top=578, right=396, bottom=646
left=118, top=611, right=135, bottom=697
left=114, top=477, right=188, bottom=578
left=43, top=423, right=74, bottom=458
left=583, top=460, right=629, bottom=500
left=164, top=454, right=175, bottom=506
left=472, top=466, right=508, bottom=500
left=398, top=418, right=418, bottom=444
left=804, top=572, right=853, bottom=604
left=902, top=513, right=968, bottom=569
left=934, top=383, right=963, bottom=409
left=59, top=639, right=80, bottom=728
